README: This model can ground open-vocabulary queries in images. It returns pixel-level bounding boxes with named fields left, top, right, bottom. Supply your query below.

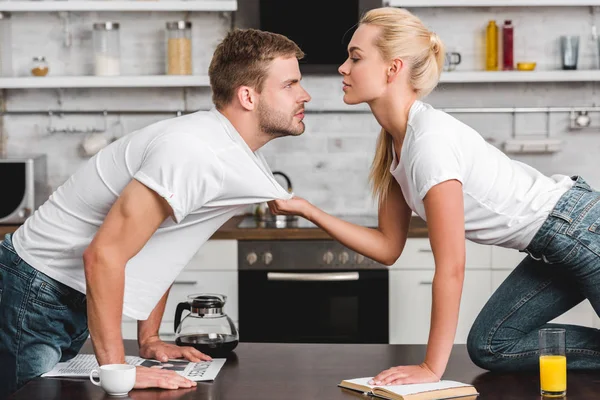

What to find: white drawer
left=185, top=239, right=237, bottom=271
left=491, top=246, right=527, bottom=270
left=164, top=270, right=238, bottom=323
left=121, top=270, right=238, bottom=332
left=391, top=238, right=491, bottom=270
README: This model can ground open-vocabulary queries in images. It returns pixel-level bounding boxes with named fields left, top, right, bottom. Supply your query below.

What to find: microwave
left=0, top=154, right=49, bottom=224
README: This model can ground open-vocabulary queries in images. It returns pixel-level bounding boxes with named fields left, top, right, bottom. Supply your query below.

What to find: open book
left=41, top=354, right=226, bottom=382
left=338, top=377, right=479, bottom=400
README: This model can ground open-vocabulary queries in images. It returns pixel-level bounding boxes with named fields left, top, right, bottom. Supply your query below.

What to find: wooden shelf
left=0, top=1, right=237, bottom=12
left=385, top=0, right=600, bottom=7
left=0, top=75, right=210, bottom=89
left=439, top=70, right=600, bottom=83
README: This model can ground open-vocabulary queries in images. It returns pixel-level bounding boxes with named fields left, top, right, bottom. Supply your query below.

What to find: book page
left=343, top=378, right=472, bottom=396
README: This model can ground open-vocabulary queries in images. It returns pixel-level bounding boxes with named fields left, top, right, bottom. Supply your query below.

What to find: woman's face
left=338, top=24, right=389, bottom=105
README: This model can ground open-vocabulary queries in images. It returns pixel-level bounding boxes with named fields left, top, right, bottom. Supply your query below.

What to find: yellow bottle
left=485, top=20, right=498, bottom=71
left=539, top=355, right=567, bottom=394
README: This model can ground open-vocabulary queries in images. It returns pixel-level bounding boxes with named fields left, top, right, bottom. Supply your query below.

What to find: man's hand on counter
left=139, top=336, right=212, bottom=363
left=134, top=366, right=197, bottom=390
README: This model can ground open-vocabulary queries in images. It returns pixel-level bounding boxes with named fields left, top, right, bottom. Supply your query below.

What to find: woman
left=270, top=7, right=600, bottom=385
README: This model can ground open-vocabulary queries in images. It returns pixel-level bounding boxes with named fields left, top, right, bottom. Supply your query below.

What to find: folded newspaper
left=41, top=354, right=226, bottom=382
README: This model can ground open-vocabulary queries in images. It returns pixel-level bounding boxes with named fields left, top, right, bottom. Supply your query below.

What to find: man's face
left=257, top=56, right=312, bottom=137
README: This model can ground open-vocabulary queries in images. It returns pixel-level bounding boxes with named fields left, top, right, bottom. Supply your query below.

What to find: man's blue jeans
left=468, top=176, right=600, bottom=371
left=0, top=234, right=88, bottom=398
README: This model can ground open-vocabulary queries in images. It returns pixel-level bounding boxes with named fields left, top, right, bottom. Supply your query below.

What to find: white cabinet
left=389, top=238, right=492, bottom=344
left=492, top=270, right=598, bottom=329
left=392, top=239, right=491, bottom=270
left=389, top=270, right=491, bottom=344
left=122, top=239, right=238, bottom=341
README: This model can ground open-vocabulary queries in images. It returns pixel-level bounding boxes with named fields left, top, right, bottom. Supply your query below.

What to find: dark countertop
left=1, top=215, right=429, bottom=241
left=8, top=340, right=599, bottom=400
left=210, top=214, right=429, bottom=240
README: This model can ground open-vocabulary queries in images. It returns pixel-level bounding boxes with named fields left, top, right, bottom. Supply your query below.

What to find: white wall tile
left=3, top=4, right=600, bottom=215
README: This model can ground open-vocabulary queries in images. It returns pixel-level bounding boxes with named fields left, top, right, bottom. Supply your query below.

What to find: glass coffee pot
left=174, top=293, right=238, bottom=358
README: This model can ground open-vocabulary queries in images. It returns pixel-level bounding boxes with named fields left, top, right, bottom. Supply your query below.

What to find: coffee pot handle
left=174, top=302, right=191, bottom=333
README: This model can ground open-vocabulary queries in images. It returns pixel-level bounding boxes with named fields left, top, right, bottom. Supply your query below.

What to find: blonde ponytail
left=363, top=7, right=445, bottom=202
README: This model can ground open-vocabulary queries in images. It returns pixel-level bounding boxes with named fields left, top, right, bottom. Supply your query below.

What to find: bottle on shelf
left=502, top=20, right=514, bottom=71
left=485, top=20, right=498, bottom=71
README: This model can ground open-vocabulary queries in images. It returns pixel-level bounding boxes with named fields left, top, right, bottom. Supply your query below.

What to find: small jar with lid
left=166, top=21, right=192, bottom=75
left=31, top=56, right=49, bottom=77
left=93, top=21, right=121, bottom=76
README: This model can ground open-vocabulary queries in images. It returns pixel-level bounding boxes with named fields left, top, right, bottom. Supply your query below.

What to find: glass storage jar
left=31, top=56, right=49, bottom=77
left=0, top=12, right=12, bottom=77
left=166, top=21, right=192, bottom=75
left=93, top=22, right=121, bottom=76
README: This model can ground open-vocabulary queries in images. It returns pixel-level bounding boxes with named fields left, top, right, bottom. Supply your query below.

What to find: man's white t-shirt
left=391, top=100, right=574, bottom=250
left=13, top=108, right=292, bottom=320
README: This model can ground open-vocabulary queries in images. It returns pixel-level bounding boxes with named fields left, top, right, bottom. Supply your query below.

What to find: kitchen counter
left=211, top=214, right=429, bottom=240
left=8, top=340, right=599, bottom=400
left=0, top=215, right=429, bottom=241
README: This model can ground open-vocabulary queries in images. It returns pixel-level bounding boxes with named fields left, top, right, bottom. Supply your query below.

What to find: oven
left=238, top=240, right=389, bottom=344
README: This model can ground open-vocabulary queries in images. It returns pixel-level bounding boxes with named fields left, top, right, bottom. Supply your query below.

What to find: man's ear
left=387, top=58, right=404, bottom=83
left=236, top=86, right=257, bottom=111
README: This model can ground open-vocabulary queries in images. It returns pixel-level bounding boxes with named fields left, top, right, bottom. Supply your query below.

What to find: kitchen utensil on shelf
left=174, top=294, right=238, bottom=358
left=516, top=62, right=536, bottom=71
left=443, top=51, right=461, bottom=72
left=560, top=35, right=579, bottom=70
left=30, top=56, right=48, bottom=77
left=166, top=21, right=192, bottom=75
left=93, top=22, right=121, bottom=76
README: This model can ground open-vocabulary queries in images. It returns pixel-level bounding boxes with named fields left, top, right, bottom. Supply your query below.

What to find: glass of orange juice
left=539, top=328, right=566, bottom=397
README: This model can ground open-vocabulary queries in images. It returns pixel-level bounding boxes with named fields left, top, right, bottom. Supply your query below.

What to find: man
left=0, top=28, right=311, bottom=396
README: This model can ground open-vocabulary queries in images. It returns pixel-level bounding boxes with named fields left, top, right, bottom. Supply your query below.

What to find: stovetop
left=237, top=215, right=379, bottom=229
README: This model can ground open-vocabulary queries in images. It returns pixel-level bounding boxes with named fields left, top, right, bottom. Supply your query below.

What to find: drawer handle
left=419, top=281, right=433, bottom=285
left=173, top=280, right=198, bottom=285
left=418, top=248, right=433, bottom=253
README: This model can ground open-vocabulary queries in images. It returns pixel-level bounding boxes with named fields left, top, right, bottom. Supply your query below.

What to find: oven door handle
left=266, top=272, right=360, bottom=282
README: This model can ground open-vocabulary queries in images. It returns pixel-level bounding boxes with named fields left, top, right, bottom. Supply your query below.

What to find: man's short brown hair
left=208, top=28, right=305, bottom=109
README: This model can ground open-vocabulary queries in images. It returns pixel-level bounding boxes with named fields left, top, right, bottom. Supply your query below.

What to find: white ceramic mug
left=89, top=364, right=136, bottom=397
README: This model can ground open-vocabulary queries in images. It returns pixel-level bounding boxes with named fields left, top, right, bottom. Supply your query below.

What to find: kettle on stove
left=254, top=171, right=298, bottom=228
left=174, top=293, right=239, bottom=358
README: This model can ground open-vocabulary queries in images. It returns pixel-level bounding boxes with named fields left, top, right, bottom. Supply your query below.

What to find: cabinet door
left=491, top=246, right=526, bottom=270
left=122, top=270, right=238, bottom=341
left=390, top=270, right=491, bottom=344
left=391, top=238, right=491, bottom=270
left=164, top=270, right=239, bottom=324
left=492, top=271, right=596, bottom=328
left=185, top=240, right=237, bottom=271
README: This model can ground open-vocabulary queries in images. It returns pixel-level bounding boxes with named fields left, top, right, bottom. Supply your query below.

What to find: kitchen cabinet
left=121, top=239, right=238, bottom=341
left=389, top=238, right=492, bottom=344
left=492, top=270, right=598, bottom=329
left=389, top=269, right=492, bottom=344
left=389, top=239, right=600, bottom=344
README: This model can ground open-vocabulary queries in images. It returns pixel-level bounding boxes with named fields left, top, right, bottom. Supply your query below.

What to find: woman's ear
left=236, top=86, right=257, bottom=111
left=387, top=58, right=404, bottom=83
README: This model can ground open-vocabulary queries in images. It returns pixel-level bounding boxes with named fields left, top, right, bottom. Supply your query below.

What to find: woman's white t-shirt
left=13, top=108, right=292, bottom=319
left=390, top=100, right=573, bottom=250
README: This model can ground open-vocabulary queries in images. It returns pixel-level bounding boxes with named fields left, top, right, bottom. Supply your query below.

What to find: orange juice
left=540, top=355, right=566, bottom=393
